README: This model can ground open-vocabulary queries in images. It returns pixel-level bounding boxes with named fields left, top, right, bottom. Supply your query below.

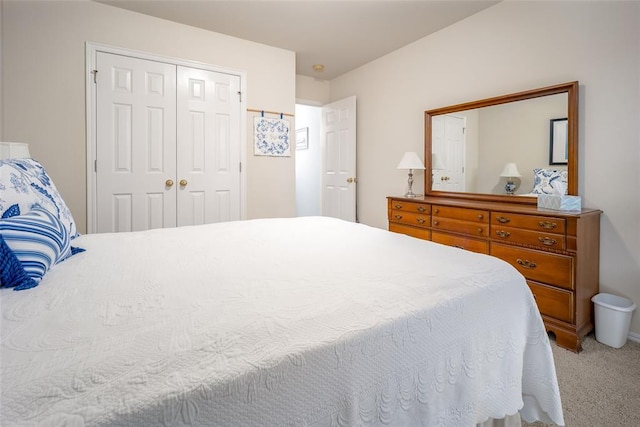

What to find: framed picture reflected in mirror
left=549, top=118, right=568, bottom=165
left=296, top=127, right=309, bottom=150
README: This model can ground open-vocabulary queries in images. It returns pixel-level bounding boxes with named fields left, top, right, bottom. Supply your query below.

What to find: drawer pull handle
left=394, top=204, right=403, bottom=209
left=539, top=221, right=557, bottom=230
left=434, top=208, right=439, bottom=214
left=517, top=258, right=537, bottom=269
left=417, top=206, right=426, bottom=212
left=477, top=214, right=484, bottom=220
left=538, top=236, right=557, bottom=246
left=394, top=215, right=403, bottom=220
left=433, top=220, right=439, bottom=226
left=416, top=217, right=426, bottom=224
left=495, top=230, right=511, bottom=238
left=477, top=227, right=483, bottom=234
left=496, top=216, right=510, bottom=224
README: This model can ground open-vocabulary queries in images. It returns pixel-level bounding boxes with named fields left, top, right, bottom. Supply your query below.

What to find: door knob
left=346, top=177, right=357, bottom=183
left=165, top=179, right=174, bottom=187
left=179, top=179, right=188, bottom=186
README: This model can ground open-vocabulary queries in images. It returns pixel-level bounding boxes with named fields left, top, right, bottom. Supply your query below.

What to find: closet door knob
left=165, top=179, right=174, bottom=187
left=179, top=179, right=188, bottom=186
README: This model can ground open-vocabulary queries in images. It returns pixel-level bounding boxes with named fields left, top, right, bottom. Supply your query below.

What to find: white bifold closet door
left=96, top=52, right=241, bottom=233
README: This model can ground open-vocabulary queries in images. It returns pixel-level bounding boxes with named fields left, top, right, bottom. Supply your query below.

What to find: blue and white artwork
left=254, top=116, right=290, bottom=157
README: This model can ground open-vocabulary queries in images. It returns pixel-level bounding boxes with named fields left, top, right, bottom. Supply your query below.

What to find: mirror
left=424, top=81, right=578, bottom=204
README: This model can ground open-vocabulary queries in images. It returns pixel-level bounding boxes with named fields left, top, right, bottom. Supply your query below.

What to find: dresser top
left=388, top=196, right=601, bottom=217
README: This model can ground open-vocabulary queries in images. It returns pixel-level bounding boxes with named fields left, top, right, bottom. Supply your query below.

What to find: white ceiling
left=98, top=0, right=498, bottom=80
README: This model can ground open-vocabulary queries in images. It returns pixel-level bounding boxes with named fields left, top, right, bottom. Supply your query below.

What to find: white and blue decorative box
left=537, top=194, right=582, bottom=211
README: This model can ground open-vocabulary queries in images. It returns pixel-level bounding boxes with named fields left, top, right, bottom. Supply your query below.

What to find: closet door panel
left=177, top=67, right=241, bottom=227
left=96, top=52, right=177, bottom=232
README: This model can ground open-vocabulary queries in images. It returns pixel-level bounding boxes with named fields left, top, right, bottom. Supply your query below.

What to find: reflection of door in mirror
left=432, top=114, right=465, bottom=192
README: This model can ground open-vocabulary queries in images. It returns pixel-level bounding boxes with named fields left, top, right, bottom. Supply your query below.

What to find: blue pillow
left=2, top=203, right=21, bottom=219
left=0, top=235, right=38, bottom=290
left=0, top=206, right=71, bottom=282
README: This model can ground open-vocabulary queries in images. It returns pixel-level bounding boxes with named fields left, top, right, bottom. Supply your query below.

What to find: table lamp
left=397, top=151, right=425, bottom=198
left=500, top=162, right=522, bottom=195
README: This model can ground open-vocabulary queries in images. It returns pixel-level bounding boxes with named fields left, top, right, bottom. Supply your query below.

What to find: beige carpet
left=524, top=334, right=640, bottom=427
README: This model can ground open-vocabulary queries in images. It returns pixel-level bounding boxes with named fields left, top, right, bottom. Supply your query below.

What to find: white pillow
left=0, top=158, right=79, bottom=238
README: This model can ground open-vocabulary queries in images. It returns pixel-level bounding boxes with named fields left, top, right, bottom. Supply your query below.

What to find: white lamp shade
left=0, top=142, right=31, bottom=160
left=397, top=151, right=425, bottom=170
left=500, top=162, right=522, bottom=178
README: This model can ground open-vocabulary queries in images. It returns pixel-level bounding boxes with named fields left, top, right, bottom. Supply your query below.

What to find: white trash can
left=591, top=293, right=637, bottom=348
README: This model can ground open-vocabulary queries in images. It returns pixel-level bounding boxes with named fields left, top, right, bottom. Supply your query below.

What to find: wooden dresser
left=387, top=195, right=601, bottom=352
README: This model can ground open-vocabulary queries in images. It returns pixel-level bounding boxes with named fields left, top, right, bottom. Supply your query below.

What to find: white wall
left=294, top=104, right=321, bottom=216
left=1, top=0, right=297, bottom=231
left=329, top=1, right=640, bottom=335
left=296, top=75, right=330, bottom=105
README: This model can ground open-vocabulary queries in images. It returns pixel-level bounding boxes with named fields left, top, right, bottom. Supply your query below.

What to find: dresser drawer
left=492, top=211, right=566, bottom=234
left=528, top=281, right=574, bottom=323
left=389, top=200, right=430, bottom=214
left=389, top=222, right=431, bottom=240
left=390, top=210, right=430, bottom=228
left=432, top=217, right=488, bottom=237
left=433, top=205, right=488, bottom=222
left=490, top=243, right=573, bottom=290
left=432, top=231, right=489, bottom=254
left=491, top=225, right=566, bottom=250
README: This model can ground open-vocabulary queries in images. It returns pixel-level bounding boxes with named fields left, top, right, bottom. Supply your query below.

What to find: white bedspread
left=1, top=217, right=564, bottom=426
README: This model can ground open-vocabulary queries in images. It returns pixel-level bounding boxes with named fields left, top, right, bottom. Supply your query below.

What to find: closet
left=90, top=50, right=242, bottom=233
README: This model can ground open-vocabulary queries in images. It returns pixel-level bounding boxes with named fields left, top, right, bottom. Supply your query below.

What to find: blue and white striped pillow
left=0, top=205, right=71, bottom=282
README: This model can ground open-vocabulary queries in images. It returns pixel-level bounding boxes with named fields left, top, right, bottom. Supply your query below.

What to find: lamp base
left=404, top=170, right=422, bottom=198
left=505, top=181, right=516, bottom=195
left=404, top=190, right=424, bottom=198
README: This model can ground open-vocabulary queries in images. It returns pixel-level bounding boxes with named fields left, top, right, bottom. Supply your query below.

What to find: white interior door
left=96, top=52, right=177, bottom=232
left=93, top=49, right=243, bottom=233
left=431, top=114, right=465, bottom=192
left=176, top=67, right=241, bottom=226
left=321, top=96, right=357, bottom=221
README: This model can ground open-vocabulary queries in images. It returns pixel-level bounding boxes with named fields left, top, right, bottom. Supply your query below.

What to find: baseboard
left=628, top=331, right=640, bottom=343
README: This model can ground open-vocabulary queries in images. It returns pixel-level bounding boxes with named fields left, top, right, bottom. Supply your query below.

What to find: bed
left=1, top=158, right=564, bottom=426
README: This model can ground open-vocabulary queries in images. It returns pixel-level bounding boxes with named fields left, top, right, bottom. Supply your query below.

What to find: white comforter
left=0, top=217, right=564, bottom=426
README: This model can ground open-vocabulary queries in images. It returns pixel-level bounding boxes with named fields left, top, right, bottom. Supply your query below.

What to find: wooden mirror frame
left=424, top=81, right=578, bottom=205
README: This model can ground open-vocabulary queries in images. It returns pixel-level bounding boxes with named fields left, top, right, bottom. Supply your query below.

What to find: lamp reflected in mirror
left=0, top=142, right=31, bottom=160
left=432, top=152, right=446, bottom=171
left=500, top=162, right=522, bottom=195
left=397, top=151, right=425, bottom=198
left=431, top=152, right=446, bottom=185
